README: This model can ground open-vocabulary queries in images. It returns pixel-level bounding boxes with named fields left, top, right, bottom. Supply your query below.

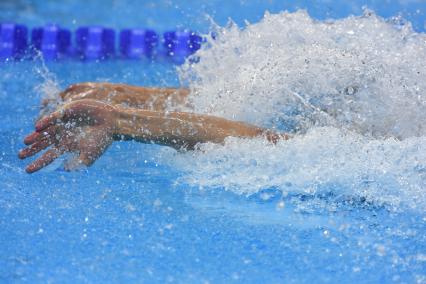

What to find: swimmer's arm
left=20, top=99, right=289, bottom=173
left=45, top=82, right=190, bottom=111
left=114, top=105, right=287, bottom=148
left=59, top=89, right=265, bottom=146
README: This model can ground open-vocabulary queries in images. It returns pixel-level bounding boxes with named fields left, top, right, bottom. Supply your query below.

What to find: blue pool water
left=1, top=1, right=426, bottom=283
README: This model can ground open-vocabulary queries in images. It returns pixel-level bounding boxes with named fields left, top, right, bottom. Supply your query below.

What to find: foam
left=162, top=127, right=426, bottom=210
left=179, top=10, right=426, bottom=139
left=165, top=10, right=426, bottom=211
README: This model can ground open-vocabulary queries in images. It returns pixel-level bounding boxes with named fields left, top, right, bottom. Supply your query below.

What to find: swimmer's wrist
left=112, top=108, right=127, bottom=138
left=111, top=108, right=146, bottom=141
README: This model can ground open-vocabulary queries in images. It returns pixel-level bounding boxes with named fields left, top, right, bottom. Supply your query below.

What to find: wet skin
left=19, top=83, right=289, bottom=173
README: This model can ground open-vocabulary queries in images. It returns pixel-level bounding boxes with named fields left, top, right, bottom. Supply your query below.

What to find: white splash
left=165, top=127, right=426, bottom=210
left=179, top=10, right=426, bottom=139
left=33, top=58, right=61, bottom=118
left=164, top=10, right=426, bottom=211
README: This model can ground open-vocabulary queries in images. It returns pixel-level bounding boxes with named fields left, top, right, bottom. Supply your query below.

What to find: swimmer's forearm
left=59, top=83, right=190, bottom=111
left=112, top=107, right=268, bottom=148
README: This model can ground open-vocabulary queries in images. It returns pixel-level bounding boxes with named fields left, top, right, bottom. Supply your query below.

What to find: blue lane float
left=120, top=29, right=158, bottom=59
left=163, top=30, right=202, bottom=58
left=0, top=23, right=203, bottom=62
left=76, top=26, right=115, bottom=60
left=31, top=25, right=71, bottom=60
left=0, top=23, right=28, bottom=60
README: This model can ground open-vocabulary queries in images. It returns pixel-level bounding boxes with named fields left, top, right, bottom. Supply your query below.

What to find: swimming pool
left=1, top=0, right=426, bottom=283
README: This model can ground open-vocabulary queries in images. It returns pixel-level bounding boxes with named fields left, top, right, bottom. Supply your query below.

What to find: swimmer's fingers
left=19, top=138, right=54, bottom=159
left=62, top=129, right=113, bottom=171
left=20, top=126, right=59, bottom=158
left=24, top=125, right=58, bottom=145
left=35, top=111, right=64, bottom=132
left=77, top=148, right=99, bottom=167
left=34, top=105, right=77, bottom=132
left=25, top=147, right=63, bottom=174
left=63, top=149, right=101, bottom=171
left=35, top=105, right=79, bottom=132
left=24, top=131, right=41, bottom=145
left=62, top=150, right=102, bottom=171
left=78, top=130, right=113, bottom=167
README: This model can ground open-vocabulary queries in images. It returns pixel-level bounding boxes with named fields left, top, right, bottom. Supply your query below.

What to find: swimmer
left=18, top=83, right=290, bottom=173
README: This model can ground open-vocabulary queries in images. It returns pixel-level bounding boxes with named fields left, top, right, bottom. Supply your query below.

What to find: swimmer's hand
left=40, top=82, right=189, bottom=118
left=40, top=83, right=115, bottom=118
left=20, top=100, right=117, bottom=173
